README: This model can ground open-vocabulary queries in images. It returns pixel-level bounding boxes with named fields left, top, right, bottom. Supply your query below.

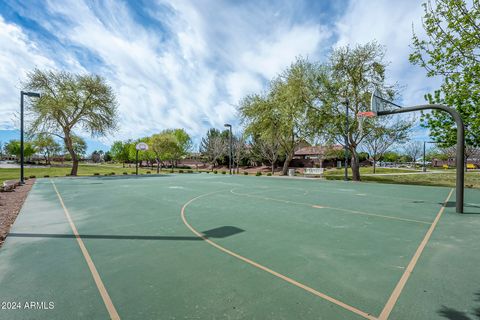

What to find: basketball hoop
left=357, top=111, right=376, bottom=136
left=357, top=111, right=377, bottom=118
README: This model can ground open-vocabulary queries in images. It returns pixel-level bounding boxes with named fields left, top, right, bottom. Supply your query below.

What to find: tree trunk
left=281, top=151, right=294, bottom=175
left=373, top=159, right=376, bottom=174
left=157, top=161, right=160, bottom=174
left=64, top=132, right=78, bottom=176
left=351, top=150, right=360, bottom=181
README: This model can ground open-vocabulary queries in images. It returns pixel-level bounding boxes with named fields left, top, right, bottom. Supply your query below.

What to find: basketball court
left=1, top=174, right=479, bottom=319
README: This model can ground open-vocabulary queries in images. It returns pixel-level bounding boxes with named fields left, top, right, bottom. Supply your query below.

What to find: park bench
left=303, top=168, right=324, bottom=178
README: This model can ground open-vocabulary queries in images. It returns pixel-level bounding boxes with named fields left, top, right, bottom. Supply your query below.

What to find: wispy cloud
left=0, top=0, right=438, bottom=148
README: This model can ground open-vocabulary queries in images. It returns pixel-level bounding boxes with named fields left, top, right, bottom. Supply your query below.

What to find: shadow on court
left=438, top=290, right=480, bottom=320
left=438, top=201, right=480, bottom=214
left=8, top=226, right=244, bottom=241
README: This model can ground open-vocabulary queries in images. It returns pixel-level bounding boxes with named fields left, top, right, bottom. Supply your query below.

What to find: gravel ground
left=0, top=179, right=35, bottom=248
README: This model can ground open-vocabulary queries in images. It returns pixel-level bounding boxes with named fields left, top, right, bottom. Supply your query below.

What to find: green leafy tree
left=110, top=140, right=132, bottom=167
left=322, top=42, right=397, bottom=181
left=5, top=140, right=36, bottom=160
left=34, top=133, right=61, bottom=165
left=241, top=58, right=321, bottom=175
left=410, top=0, right=480, bottom=154
left=23, top=69, right=118, bottom=175
left=382, top=151, right=401, bottom=163
left=150, top=132, right=181, bottom=173
left=164, top=129, right=192, bottom=167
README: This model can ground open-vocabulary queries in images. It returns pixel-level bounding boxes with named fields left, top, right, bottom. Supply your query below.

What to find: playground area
left=0, top=174, right=479, bottom=319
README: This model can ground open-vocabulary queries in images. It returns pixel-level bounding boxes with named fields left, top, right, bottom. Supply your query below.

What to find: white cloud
left=335, top=0, right=442, bottom=106
left=0, top=16, right=56, bottom=129
left=4, top=0, right=441, bottom=149
left=0, top=0, right=332, bottom=147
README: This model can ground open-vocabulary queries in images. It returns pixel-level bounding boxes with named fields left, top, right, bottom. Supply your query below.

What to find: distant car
left=467, top=163, right=478, bottom=169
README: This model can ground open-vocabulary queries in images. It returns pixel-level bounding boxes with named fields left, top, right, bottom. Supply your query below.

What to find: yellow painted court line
left=181, top=192, right=375, bottom=320
left=51, top=181, right=120, bottom=320
left=377, top=188, right=454, bottom=320
left=231, top=189, right=431, bottom=225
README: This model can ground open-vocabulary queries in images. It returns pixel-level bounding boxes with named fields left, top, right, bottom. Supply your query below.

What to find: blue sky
left=0, top=0, right=439, bottom=153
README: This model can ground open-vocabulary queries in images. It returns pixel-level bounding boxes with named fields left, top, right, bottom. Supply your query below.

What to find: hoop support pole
left=378, top=104, right=464, bottom=213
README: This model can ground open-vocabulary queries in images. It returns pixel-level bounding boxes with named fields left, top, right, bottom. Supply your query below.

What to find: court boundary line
left=51, top=180, right=120, bottom=320
left=377, top=188, right=454, bottom=320
left=181, top=191, right=376, bottom=320
left=230, top=189, right=432, bottom=225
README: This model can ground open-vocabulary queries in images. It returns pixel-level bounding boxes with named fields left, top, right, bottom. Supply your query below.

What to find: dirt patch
left=0, top=179, right=35, bottom=248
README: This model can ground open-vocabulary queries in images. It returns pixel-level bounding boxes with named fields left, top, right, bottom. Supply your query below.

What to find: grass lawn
left=324, top=167, right=421, bottom=175
left=325, top=169, right=480, bottom=189
left=0, top=164, right=155, bottom=184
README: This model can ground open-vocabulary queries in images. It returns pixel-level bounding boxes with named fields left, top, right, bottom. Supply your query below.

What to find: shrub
left=244, top=172, right=248, bottom=175
left=111, top=172, right=115, bottom=175
left=131, top=172, right=136, bottom=174
left=29, top=175, right=36, bottom=179
left=214, top=170, right=218, bottom=174
left=267, top=172, right=272, bottom=176
left=188, top=170, right=193, bottom=173
left=256, top=172, right=262, bottom=176
left=179, top=170, right=184, bottom=173
left=94, top=173, right=100, bottom=176
left=222, top=171, right=226, bottom=174
left=44, top=175, right=50, bottom=178
left=104, top=173, right=109, bottom=176
left=146, top=171, right=151, bottom=174
left=65, top=174, right=70, bottom=176
left=123, top=172, right=128, bottom=175
left=25, top=177, right=29, bottom=180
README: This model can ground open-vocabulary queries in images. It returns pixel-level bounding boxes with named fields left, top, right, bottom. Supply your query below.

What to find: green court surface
left=1, top=174, right=479, bottom=319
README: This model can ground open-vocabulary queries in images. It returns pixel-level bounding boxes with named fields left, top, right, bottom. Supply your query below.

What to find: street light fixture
left=224, top=124, right=232, bottom=175
left=20, top=91, right=40, bottom=184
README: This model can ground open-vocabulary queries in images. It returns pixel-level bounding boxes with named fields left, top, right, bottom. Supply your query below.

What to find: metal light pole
left=423, top=141, right=426, bottom=172
left=20, top=91, right=40, bottom=184
left=224, top=124, right=232, bottom=175
left=344, top=99, right=349, bottom=181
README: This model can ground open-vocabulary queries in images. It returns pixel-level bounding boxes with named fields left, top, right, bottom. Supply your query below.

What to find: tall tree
left=34, top=133, right=61, bottom=165
left=241, top=58, right=321, bottom=175
left=410, top=0, right=480, bottom=152
left=24, top=69, right=118, bottom=175
left=322, top=42, right=397, bottom=181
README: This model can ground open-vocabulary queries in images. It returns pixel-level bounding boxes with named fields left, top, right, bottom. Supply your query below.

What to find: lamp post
left=423, top=141, right=426, bottom=172
left=20, top=91, right=40, bottom=184
left=344, top=99, right=349, bottom=181
left=224, top=124, right=232, bottom=175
